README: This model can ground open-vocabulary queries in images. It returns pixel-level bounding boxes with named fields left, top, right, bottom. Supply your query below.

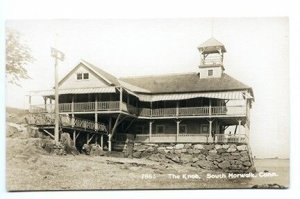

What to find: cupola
left=197, top=37, right=226, bottom=79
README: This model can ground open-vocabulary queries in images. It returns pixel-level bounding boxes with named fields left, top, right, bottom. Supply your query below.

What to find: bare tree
left=6, top=29, right=34, bottom=86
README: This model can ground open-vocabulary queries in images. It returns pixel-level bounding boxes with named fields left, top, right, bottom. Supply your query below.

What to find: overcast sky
left=6, top=18, right=289, bottom=158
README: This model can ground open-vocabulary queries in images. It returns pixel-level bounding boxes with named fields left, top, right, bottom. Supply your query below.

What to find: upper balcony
left=29, top=101, right=247, bottom=118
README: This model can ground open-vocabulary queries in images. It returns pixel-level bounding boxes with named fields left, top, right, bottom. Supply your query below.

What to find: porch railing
left=25, top=114, right=107, bottom=132
left=30, top=103, right=246, bottom=117
left=214, top=134, right=248, bottom=143
left=115, top=133, right=248, bottom=143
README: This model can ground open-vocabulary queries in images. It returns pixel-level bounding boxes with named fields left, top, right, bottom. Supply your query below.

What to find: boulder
left=227, top=147, right=237, bottom=153
left=222, top=144, right=230, bottom=149
left=187, top=149, right=194, bottom=154
left=90, top=144, right=104, bottom=156
left=192, top=157, right=199, bottom=163
left=241, top=156, right=250, bottom=162
left=133, top=151, right=142, bottom=158
left=237, top=145, right=248, bottom=151
left=157, top=147, right=166, bottom=154
left=204, top=144, right=215, bottom=150
left=193, top=144, right=204, bottom=150
left=181, top=154, right=193, bottom=164
left=165, top=154, right=180, bottom=163
left=216, top=148, right=226, bottom=154
left=175, top=144, right=184, bottom=150
left=206, top=154, right=220, bottom=161
left=193, top=149, right=200, bottom=154
left=184, top=144, right=192, bottom=149
left=215, top=144, right=222, bottom=150
left=209, top=149, right=218, bottom=155
left=243, top=161, right=252, bottom=167
left=198, top=154, right=206, bottom=160
left=218, top=160, right=231, bottom=169
left=196, top=160, right=215, bottom=169
left=166, top=146, right=173, bottom=150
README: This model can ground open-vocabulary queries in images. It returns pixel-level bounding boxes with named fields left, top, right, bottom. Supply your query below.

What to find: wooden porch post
left=119, top=87, right=123, bottom=111
left=43, top=97, right=47, bottom=110
left=176, top=101, right=179, bottom=117
left=208, top=120, right=213, bottom=142
left=238, top=120, right=242, bottom=142
left=150, top=102, right=153, bottom=118
left=101, top=134, right=104, bottom=148
left=73, top=130, right=76, bottom=147
left=86, top=133, right=90, bottom=144
left=176, top=120, right=181, bottom=142
left=71, top=96, right=75, bottom=127
left=108, top=116, right=112, bottom=151
left=95, top=95, right=98, bottom=130
left=209, top=99, right=212, bottom=115
left=149, top=121, right=153, bottom=142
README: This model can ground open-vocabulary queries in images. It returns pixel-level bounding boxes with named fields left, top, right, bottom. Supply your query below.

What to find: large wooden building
left=28, top=37, right=254, bottom=151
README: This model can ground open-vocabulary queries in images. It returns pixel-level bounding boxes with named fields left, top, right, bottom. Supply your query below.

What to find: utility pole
left=51, top=47, right=64, bottom=143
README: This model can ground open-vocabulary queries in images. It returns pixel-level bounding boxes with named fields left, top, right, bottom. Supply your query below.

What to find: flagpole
left=51, top=47, right=64, bottom=144
left=54, top=54, right=59, bottom=143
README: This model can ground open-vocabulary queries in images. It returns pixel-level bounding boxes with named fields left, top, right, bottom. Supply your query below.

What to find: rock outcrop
left=129, top=143, right=255, bottom=172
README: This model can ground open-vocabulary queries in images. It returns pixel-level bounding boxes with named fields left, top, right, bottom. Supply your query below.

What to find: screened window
left=208, top=69, right=213, bottom=76
left=156, top=125, right=165, bottom=134
left=201, top=124, right=209, bottom=133
left=179, top=124, right=187, bottom=134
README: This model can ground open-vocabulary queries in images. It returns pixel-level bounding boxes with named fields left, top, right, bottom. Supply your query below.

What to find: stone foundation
left=130, top=143, right=255, bottom=173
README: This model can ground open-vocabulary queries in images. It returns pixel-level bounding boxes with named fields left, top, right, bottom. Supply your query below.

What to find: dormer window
left=83, top=73, right=89, bottom=79
left=77, top=73, right=83, bottom=80
left=77, top=72, right=89, bottom=80
left=208, top=69, right=213, bottom=76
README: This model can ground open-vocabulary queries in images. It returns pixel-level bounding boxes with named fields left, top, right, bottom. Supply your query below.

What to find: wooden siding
left=59, top=63, right=110, bottom=89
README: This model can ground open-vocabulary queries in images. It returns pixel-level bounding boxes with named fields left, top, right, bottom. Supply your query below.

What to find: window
left=77, top=73, right=82, bottom=80
left=83, top=73, right=89, bottom=79
left=201, top=124, right=209, bottom=133
left=77, top=72, right=89, bottom=80
left=179, top=124, right=187, bottom=134
left=208, top=69, right=213, bottom=76
left=156, top=125, right=165, bottom=134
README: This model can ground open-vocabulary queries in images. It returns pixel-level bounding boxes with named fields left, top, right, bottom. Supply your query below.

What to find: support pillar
left=119, top=87, right=123, bottom=111
left=108, top=134, right=112, bottom=152
left=108, top=116, right=112, bottom=152
left=208, top=120, right=213, bottom=142
left=176, top=101, right=179, bottom=117
left=95, top=95, right=98, bottom=130
left=86, top=133, right=90, bottom=144
left=73, top=130, right=76, bottom=147
left=238, top=120, right=242, bottom=142
left=101, top=134, right=104, bottom=148
left=43, top=97, right=47, bottom=111
left=209, top=99, right=212, bottom=115
left=71, top=96, right=75, bottom=127
left=176, top=120, right=181, bottom=142
left=149, top=121, right=153, bottom=142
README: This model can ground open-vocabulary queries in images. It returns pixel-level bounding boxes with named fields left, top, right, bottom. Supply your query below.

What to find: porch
left=29, top=101, right=246, bottom=118
left=114, top=133, right=248, bottom=144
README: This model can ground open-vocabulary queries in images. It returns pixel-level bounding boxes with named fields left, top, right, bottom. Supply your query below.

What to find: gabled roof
left=120, top=73, right=252, bottom=94
left=58, top=60, right=120, bottom=87
left=81, top=60, right=120, bottom=86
